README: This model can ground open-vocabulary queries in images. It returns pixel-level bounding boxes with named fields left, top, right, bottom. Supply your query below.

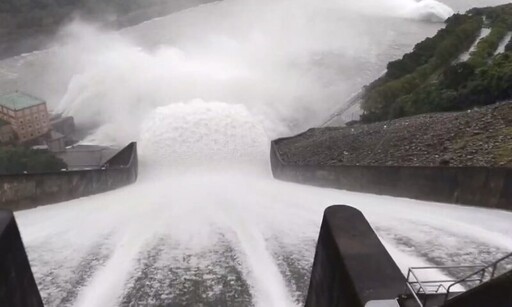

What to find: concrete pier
left=0, top=210, right=43, bottom=307
left=305, top=205, right=405, bottom=307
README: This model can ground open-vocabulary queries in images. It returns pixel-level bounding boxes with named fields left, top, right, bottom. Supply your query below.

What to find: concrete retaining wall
left=271, top=142, right=512, bottom=210
left=0, top=210, right=43, bottom=307
left=0, top=142, right=138, bottom=211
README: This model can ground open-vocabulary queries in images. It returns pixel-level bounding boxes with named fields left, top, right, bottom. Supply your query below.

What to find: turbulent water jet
left=139, top=100, right=269, bottom=169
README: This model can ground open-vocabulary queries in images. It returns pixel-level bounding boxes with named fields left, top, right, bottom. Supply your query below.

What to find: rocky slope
left=275, top=101, right=512, bottom=167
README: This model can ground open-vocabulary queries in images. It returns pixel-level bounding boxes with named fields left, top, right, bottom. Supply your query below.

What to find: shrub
left=0, top=147, right=67, bottom=174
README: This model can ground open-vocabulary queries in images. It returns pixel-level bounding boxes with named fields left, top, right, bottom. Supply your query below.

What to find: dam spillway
left=3, top=201, right=512, bottom=306
left=9, top=161, right=512, bottom=306
left=0, top=0, right=512, bottom=306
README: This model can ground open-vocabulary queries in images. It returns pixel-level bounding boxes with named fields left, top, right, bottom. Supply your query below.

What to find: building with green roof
left=0, top=92, right=46, bottom=111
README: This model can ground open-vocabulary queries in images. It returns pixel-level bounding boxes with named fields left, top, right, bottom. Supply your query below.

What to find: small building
left=45, top=131, right=66, bottom=153
left=0, top=119, right=14, bottom=144
left=0, top=92, right=50, bottom=143
left=50, top=116, right=75, bottom=137
left=55, top=145, right=119, bottom=170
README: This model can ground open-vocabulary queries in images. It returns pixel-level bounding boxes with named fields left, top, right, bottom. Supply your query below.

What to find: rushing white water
left=16, top=168, right=512, bottom=306
left=15, top=99, right=512, bottom=306
left=496, top=32, right=512, bottom=55
left=5, top=0, right=512, bottom=306
left=1, top=0, right=458, bottom=139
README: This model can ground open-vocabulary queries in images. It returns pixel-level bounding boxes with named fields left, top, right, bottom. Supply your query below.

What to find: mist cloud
left=4, top=0, right=454, bottom=154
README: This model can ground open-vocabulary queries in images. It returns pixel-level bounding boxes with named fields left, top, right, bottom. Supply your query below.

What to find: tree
left=360, top=4, right=512, bottom=123
left=0, top=147, right=67, bottom=174
left=443, top=63, right=475, bottom=89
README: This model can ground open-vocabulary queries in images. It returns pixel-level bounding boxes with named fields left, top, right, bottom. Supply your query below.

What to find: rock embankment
left=275, top=101, right=512, bottom=167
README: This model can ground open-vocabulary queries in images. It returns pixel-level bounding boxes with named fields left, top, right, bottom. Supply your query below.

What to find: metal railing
left=405, top=265, right=485, bottom=307
left=404, top=252, right=512, bottom=307
left=444, top=252, right=512, bottom=303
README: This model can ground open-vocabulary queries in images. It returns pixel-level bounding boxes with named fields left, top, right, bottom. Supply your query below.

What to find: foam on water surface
left=139, top=100, right=269, bottom=169
left=16, top=170, right=512, bottom=306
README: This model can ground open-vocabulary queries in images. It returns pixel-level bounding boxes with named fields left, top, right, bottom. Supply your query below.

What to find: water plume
left=139, top=100, right=269, bottom=169
left=34, top=0, right=454, bottom=146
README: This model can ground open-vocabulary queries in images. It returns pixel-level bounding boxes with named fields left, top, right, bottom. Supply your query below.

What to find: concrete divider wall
left=0, top=210, right=43, bottom=307
left=271, top=142, right=512, bottom=210
left=0, top=142, right=138, bottom=211
left=305, top=206, right=405, bottom=307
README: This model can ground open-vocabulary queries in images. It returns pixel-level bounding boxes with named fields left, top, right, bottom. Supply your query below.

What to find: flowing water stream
left=2, top=0, right=512, bottom=306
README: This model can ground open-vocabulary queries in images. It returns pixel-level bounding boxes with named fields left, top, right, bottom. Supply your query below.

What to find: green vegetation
left=361, top=4, right=512, bottom=123
left=0, top=147, right=67, bottom=174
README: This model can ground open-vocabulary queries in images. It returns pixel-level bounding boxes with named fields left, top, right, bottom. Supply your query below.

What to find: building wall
left=0, top=125, right=14, bottom=143
left=51, top=116, right=75, bottom=137
left=271, top=142, right=512, bottom=211
left=0, top=106, right=14, bottom=122
left=0, top=143, right=138, bottom=211
left=47, top=137, right=65, bottom=152
left=13, top=104, right=50, bottom=142
left=0, top=103, right=49, bottom=142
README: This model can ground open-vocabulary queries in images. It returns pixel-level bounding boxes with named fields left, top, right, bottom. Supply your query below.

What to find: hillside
left=275, top=101, right=512, bottom=167
left=360, top=4, right=512, bottom=123
left=0, top=147, right=67, bottom=174
left=0, top=0, right=213, bottom=59
left=0, top=0, right=203, bottom=30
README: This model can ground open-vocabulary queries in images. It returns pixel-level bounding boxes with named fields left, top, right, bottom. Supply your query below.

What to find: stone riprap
left=276, top=102, right=512, bottom=168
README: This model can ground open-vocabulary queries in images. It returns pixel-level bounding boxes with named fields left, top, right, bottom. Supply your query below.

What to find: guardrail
left=403, top=252, right=512, bottom=307
left=405, top=265, right=485, bottom=307
left=444, top=252, right=512, bottom=302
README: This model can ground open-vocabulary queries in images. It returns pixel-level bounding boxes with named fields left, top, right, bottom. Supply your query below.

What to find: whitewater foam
left=139, top=100, right=269, bottom=169
left=16, top=169, right=512, bottom=306
left=404, top=0, right=454, bottom=22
